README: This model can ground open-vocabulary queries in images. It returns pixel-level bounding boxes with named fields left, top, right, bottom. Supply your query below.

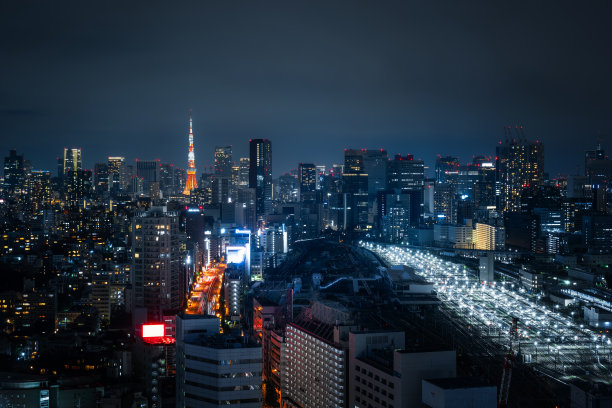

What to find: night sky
left=1, top=0, right=611, bottom=177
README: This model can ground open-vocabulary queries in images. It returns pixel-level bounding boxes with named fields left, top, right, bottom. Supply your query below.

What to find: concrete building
left=422, top=378, right=496, bottom=408
left=176, top=313, right=262, bottom=408
left=350, top=337, right=456, bottom=408
left=131, top=206, right=183, bottom=324
left=348, top=330, right=406, bottom=408
left=282, top=320, right=347, bottom=408
left=583, top=306, right=612, bottom=328
left=479, top=253, right=494, bottom=283
left=474, top=223, right=496, bottom=251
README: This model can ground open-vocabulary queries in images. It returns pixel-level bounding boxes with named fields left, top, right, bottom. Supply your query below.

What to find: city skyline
left=2, top=1, right=611, bottom=176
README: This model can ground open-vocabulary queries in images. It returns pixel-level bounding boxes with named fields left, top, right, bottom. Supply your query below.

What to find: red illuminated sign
left=142, top=324, right=164, bottom=338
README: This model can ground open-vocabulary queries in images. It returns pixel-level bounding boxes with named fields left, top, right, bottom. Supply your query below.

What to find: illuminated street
left=363, top=242, right=612, bottom=385
left=185, top=263, right=225, bottom=317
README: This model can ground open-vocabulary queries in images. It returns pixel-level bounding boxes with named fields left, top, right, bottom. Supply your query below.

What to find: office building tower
left=214, top=145, right=233, bottom=176
left=363, top=149, right=388, bottom=194
left=176, top=313, right=262, bottom=408
left=211, top=175, right=230, bottom=205
left=183, top=112, right=199, bottom=195
left=583, top=215, right=612, bottom=254
left=342, top=149, right=369, bottom=230
left=107, top=156, right=126, bottom=194
left=137, top=160, right=160, bottom=196
left=158, top=163, right=175, bottom=197
left=249, top=139, right=272, bottom=219
left=298, top=163, right=316, bottom=202
left=3, top=149, right=25, bottom=198
left=496, top=127, right=544, bottom=213
left=457, top=162, right=480, bottom=199
left=278, top=173, right=297, bottom=203
left=131, top=207, right=182, bottom=323
left=64, top=169, right=92, bottom=205
left=174, top=167, right=186, bottom=194
left=387, top=154, right=425, bottom=226
left=238, top=157, right=250, bottom=187
left=474, top=160, right=497, bottom=209
left=315, top=165, right=326, bottom=190
left=94, top=162, right=109, bottom=193
left=30, top=170, right=52, bottom=213
left=434, top=183, right=456, bottom=224
left=62, top=148, right=83, bottom=197
left=584, top=143, right=612, bottom=213
left=63, top=148, right=82, bottom=176
left=435, top=156, right=460, bottom=184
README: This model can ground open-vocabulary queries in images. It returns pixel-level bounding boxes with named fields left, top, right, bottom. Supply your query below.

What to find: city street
left=185, top=263, right=224, bottom=317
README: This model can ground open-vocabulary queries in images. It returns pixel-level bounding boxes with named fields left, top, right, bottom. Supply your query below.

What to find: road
left=185, top=263, right=225, bottom=317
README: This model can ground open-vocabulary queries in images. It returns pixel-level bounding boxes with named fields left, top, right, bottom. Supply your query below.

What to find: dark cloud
left=1, top=0, right=611, bottom=176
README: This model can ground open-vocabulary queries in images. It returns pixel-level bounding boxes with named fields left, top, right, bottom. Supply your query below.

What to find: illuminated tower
left=182, top=112, right=198, bottom=195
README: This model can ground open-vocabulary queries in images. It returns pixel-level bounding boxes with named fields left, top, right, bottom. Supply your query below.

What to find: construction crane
left=498, top=317, right=519, bottom=408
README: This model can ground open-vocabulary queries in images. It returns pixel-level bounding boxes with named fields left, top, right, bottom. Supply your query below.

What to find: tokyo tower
left=182, top=111, right=198, bottom=195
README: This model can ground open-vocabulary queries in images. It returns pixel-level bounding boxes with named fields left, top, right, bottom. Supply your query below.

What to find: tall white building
left=131, top=206, right=182, bottom=324
left=176, top=313, right=262, bottom=408
left=282, top=320, right=347, bottom=408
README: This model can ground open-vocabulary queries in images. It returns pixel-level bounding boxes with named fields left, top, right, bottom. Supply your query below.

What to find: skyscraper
left=136, top=160, right=160, bottom=196
left=131, top=207, right=182, bottom=323
left=63, top=148, right=82, bottom=176
left=214, top=145, right=233, bottom=176
left=362, top=148, right=388, bottom=194
left=62, top=148, right=82, bottom=195
left=342, top=149, right=369, bottom=230
left=387, top=154, right=425, bottom=226
left=496, top=127, right=544, bottom=213
left=94, top=162, right=109, bottom=193
left=249, top=139, right=272, bottom=219
left=3, top=149, right=25, bottom=198
left=108, top=156, right=126, bottom=194
left=298, top=163, right=316, bottom=202
left=435, top=155, right=460, bottom=184
left=238, top=157, right=250, bottom=187
left=183, top=112, right=198, bottom=195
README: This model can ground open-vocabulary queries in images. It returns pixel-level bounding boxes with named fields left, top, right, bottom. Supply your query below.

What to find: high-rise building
left=131, top=207, right=182, bottom=323
left=249, top=139, right=272, bottom=219
left=584, top=143, right=612, bottom=213
left=362, top=149, right=388, bottom=194
left=159, top=162, right=175, bottom=197
left=63, top=148, right=82, bottom=175
left=183, top=113, right=198, bottom=195
left=30, top=170, right=52, bottom=212
left=342, top=149, right=369, bottom=230
left=387, top=154, right=425, bottom=226
left=238, top=157, right=250, bottom=187
left=435, top=156, right=460, bottom=184
left=136, top=160, right=160, bottom=196
left=62, top=148, right=83, bottom=196
left=474, top=160, right=497, bottom=209
left=3, top=149, right=25, bottom=198
left=214, top=145, right=233, bottom=176
left=94, top=162, right=109, bottom=193
left=298, top=163, right=316, bottom=202
left=107, top=156, right=126, bottom=194
left=496, top=127, right=544, bottom=213
left=64, top=169, right=92, bottom=205
left=434, top=183, right=456, bottom=224
left=283, top=320, right=347, bottom=408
